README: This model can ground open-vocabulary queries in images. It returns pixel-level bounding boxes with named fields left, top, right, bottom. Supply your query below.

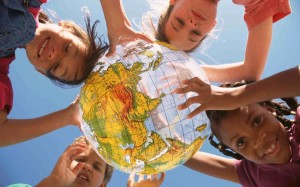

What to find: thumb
left=106, top=40, right=117, bottom=57
left=136, top=33, right=154, bottom=43
left=158, top=173, right=166, bottom=185
left=106, top=46, right=116, bottom=57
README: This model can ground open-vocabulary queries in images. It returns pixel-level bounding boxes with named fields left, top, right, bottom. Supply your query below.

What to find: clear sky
left=1, top=0, right=300, bottom=187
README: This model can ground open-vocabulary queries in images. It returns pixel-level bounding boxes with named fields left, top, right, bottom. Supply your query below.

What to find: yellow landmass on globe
left=80, top=42, right=207, bottom=174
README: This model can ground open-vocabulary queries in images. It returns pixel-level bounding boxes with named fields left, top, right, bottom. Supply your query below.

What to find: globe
left=79, top=40, right=210, bottom=174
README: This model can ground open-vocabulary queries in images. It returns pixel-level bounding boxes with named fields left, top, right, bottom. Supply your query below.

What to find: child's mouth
left=262, top=138, right=279, bottom=157
left=77, top=172, right=90, bottom=183
left=37, top=37, right=50, bottom=58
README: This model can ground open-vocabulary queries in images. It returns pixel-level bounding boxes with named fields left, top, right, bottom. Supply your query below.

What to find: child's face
left=71, top=147, right=107, bottom=187
left=217, top=104, right=291, bottom=164
left=165, top=0, right=217, bottom=51
left=25, top=23, right=88, bottom=82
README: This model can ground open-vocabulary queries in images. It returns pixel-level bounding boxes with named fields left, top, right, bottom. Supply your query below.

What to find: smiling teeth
left=78, top=174, right=88, bottom=181
left=38, top=39, right=49, bottom=57
left=265, top=143, right=276, bottom=155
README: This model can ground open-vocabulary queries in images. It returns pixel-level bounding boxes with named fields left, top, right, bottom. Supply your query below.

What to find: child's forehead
left=81, top=148, right=107, bottom=164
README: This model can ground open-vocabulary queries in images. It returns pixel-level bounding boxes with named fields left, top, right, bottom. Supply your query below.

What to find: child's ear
left=209, top=20, right=217, bottom=31
left=99, top=183, right=106, bottom=187
left=34, top=67, right=46, bottom=76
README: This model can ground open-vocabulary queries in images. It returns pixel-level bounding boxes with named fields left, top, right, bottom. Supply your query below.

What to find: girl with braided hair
left=180, top=66, right=300, bottom=186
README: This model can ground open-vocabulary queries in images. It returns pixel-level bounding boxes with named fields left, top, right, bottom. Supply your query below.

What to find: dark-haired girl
left=182, top=73, right=300, bottom=186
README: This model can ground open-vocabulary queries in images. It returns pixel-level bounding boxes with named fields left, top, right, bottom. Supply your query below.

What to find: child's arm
left=127, top=172, right=165, bottom=187
left=184, top=152, right=240, bottom=183
left=202, top=17, right=273, bottom=82
left=175, top=65, right=300, bottom=118
left=100, top=0, right=153, bottom=56
left=0, top=97, right=80, bottom=147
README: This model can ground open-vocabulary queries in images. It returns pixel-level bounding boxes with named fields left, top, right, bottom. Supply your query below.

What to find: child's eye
left=236, top=137, right=246, bottom=148
left=253, top=115, right=263, bottom=127
left=65, top=42, right=71, bottom=52
left=93, top=164, right=101, bottom=171
left=192, top=30, right=201, bottom=36
left=176, top=17, right=184, bottom=26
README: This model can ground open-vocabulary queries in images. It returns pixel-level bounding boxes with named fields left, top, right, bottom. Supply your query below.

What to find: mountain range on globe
left=79, top=40, right=210, bottom=174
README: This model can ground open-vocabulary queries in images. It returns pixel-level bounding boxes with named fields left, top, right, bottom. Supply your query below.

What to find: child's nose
left=83, top=163, right=93, bottom=172
left=188, top=18, right=198, bottom=27
left=253, top=132, right=266, bottom=149
left=48, top=47, right=58, bottom=60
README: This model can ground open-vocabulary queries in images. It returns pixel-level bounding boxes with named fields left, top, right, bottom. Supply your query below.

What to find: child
left=101, top=0, right=291, bottom=83
left=31, top=136, right=161, bottom=187
left=0, top=0, right=109, bottom=146
left=174, top=65, right=300, bottom=118
left=9, top=136, right=114, bottom=187
left=183, top=80, right=300, bottom=186
left=140, top=0, right=291, bottom=83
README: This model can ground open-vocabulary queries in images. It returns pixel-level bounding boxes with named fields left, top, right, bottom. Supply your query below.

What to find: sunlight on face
left=25, top=23, right=88, bottom=82
left=71, top=147, right=107, bottom=187
left=165, top=0, right=217, bottom=51
left=218, top=104, right=291, bottom=164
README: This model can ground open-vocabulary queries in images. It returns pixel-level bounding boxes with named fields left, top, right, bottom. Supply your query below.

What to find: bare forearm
left=100, top=0, right=126, bottom=24
left=0, top=108, right=71, bottom=147
left=202, top=62, right=246, bottom=83
left=36, top=177, right=57, bottom=187
left=184, top=152, right=239, bottom=183
left=236, top=65, right=300, bottom=105
left=202, top=17, right=273, bottom=83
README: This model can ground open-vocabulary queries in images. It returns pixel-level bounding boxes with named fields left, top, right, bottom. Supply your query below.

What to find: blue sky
left=1, top=0, right=300, bottom=187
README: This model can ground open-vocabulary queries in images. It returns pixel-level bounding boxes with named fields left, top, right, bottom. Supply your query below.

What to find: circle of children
left=1, top=0, right=299, bottom=186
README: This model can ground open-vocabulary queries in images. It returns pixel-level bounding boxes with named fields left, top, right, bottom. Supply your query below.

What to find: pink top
left=0, top=56, right=15, bottom=114
left=233, top=0, right=291, bottom=30
left=235, top=107, right=300, bottom=187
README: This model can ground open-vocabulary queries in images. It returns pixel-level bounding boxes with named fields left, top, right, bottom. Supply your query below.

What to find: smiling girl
left=184, top=81, right=300, bottom=187
left=141, top=0, right=292, bottom=83
left=0, top=0, right=108, bottom=146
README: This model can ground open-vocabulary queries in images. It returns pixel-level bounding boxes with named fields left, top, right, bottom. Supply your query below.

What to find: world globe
left=79, top=40, right=210, bottom=174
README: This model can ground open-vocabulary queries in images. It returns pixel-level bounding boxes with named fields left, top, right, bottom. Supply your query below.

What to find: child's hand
left=65, top=96, right=81, bottom=128
left=106, top=16, right=153, bottom=57
left=174, top=77, right=241, bottom=118
left=37, top=143, right=86, bottom=186
left=127, top=172, right=165, bottom=187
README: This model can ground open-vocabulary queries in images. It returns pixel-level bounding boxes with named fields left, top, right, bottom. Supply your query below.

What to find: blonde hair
left=141, top=0, right=220, bottom=52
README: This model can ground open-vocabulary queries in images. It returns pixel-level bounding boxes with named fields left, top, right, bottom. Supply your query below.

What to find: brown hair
left=142, top=4, right=207, bottom=52
left=73, top=136, right=114, bottom=184
left=38, top=11, right=109, bottom=87
left=206, top=81, right=298, bottom=160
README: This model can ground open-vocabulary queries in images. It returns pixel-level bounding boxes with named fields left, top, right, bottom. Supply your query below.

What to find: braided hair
left=206, top=81, right=298, bottom=160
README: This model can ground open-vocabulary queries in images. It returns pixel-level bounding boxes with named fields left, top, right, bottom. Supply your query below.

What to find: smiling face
left=217, top=104, right=291, bottom=164
left=25, top=23, right=88, bottom=82
left=165, top=0, right=218, bottom=51
left=70, top=147, right=107, bottom=187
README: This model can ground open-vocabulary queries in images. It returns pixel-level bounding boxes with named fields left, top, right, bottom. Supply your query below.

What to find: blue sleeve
left=0, top=0, right=36, bottom=57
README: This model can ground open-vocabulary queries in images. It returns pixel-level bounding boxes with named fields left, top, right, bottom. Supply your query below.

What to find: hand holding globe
left=79, top=40, right=210, bottom=174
